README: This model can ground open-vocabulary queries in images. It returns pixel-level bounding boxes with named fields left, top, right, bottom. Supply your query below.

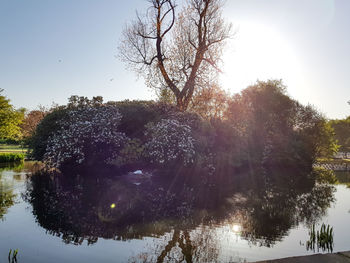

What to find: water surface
left=0, top=162, right=350, bottom=262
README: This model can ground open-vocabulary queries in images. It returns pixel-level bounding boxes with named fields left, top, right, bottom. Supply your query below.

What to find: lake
left=0, top=162, right=350, bottom=262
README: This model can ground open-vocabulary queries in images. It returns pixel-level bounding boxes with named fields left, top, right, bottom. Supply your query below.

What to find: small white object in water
left=133, top=182, right=141, bottom=186
left=133, top=170, right=142, bottom=175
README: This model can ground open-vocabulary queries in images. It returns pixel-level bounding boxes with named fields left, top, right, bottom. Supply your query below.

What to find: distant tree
left=224, top=80, right=338, bottom=166
left=329, top=118, right=350, bottom=152
left=0, top=89, right=24, bottom=141
left=21, top=107, right=48, bottom=140
left=119, top=0, right=232, bottom=111
left=67, top=95, right=103, bottom=108
left=189, top=84, right=229, bottom=119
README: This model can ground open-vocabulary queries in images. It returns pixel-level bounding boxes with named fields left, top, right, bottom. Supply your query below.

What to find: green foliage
left=0, top=90, right=24, bottom=141
left=329, top=117, right=350, bottom=151
left=30, top=84, right=337, bottom=175
left=0, top=153, right=25, bottom=163
left=67, top=95, right=103, bottom=108
left=223, top=80, right=338, bottom=167
left=107, top=100, right=160, bottom=139
left=112, top=139, right=145, bottom=168
left=0, top=162, right=24, bottom=173
left=314, top=120, right=339, bottom=158
left=306, top=223, right=333, bottom=252
left=0, top=192, right=16, bottom=220
left=312, top=167, right=338, bottom=184
left=30, top=98, right=207, bottom=168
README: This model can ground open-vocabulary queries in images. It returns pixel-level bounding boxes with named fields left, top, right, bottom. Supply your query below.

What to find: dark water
left=0, top=162, right=350, bottom=263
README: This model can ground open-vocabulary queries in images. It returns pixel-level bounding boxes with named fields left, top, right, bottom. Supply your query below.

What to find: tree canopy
left=329, top=117, right=350, bottom=152
left=0, top=89, right=24, bottom=141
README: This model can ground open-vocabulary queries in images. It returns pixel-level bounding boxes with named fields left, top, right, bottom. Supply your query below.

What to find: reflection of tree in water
left=0, top=162, right=24, bottom=220
left=24, top=167, right=335, bottom=261
left=0, top=161, right=46, bottom=223
left=0, top=186, right=16, bottom=220
left=227, top=183, right=335, bottom=247
left=129, top=227, right=221, bottom=263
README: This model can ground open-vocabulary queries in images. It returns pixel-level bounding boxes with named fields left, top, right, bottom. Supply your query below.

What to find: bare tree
left=119, top=0, right=232, bottom=111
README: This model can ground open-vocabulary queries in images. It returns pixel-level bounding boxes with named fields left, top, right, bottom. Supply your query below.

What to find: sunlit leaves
left=0, top=90, right=24, bottom=141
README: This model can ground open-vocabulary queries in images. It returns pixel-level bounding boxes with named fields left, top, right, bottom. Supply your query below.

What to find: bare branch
left=119, top=0, right=233, bottom=111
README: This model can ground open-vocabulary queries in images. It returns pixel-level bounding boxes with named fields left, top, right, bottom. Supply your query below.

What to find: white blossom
left=144, top=119, right=195, bottom=165
left=44, top=106, right=128, bottom=168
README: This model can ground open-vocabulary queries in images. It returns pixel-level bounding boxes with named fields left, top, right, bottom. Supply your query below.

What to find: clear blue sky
left=1, top=0, right=349, bottom=119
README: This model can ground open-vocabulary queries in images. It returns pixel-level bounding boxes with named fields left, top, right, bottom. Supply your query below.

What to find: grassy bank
left=0, top=144, right=28, bottom=154
left=0, top=144, right=27, bottom=163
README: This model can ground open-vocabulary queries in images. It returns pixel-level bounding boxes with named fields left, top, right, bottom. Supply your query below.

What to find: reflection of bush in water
left=128, top=182, right=335, bottom=262
left=24, top=169, right=199, bottom=244
left=24, top=167, right=335, bottom=249
left=232, top=183, right=335, bottom=247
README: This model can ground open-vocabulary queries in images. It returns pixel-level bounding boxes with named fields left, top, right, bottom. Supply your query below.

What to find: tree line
left=1, top=0, right=348, bottom=172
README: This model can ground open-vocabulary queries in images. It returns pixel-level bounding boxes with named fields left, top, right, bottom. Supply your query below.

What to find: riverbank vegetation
left=329, top=117, right=350, bottom=152
left=0, top=153, right=25, bottom=163
left=27, top=80, right=338, bottom=181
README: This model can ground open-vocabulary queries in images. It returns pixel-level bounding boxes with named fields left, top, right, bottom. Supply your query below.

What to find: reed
left=8, top=249, right=18, bottom=263
left=306, top=223, right=334, bottom=252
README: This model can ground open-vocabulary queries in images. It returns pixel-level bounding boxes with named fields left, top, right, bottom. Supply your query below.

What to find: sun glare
left=221, top=21, right=304, bottom=94
left=232, top=224, right=242, bottom=233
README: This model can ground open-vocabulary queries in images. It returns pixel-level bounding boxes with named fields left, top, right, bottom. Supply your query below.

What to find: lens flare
left=232, top=224, right=242, bottom=233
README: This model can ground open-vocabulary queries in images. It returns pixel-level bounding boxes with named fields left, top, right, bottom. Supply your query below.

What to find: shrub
left=43, top=106, right=128, bottom=168
left=312, top=167, right=338, bottom=184
left=0, top=153, right=25, bottom=163
left=144, top=119, right=196, bottom=165
left=111, top=138, right=145, bottom=168
left=29, top=108, right=70, bottom=160
left=107, top=100, right=160, bottom=139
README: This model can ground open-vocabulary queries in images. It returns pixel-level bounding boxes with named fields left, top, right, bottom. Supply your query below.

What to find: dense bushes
left=31, top=99, right=205, bottom=170
left=29, top=108, right=70, bottom=161
left=222, top=80, right=338, bottom=168
left=43, top=106, right=128, bottom=168
left=0, top=153, right=25, bottom=163
left=29, top=81, right=338, bottom=175
left=329, top=117, right=350, bottom=152
left=144, top=119, right=195, bottom=165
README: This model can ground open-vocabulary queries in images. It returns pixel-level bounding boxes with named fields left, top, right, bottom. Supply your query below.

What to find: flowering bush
left=44, top=106, right=128, bottom=168
left=144, top=119, right=195, bottom=165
